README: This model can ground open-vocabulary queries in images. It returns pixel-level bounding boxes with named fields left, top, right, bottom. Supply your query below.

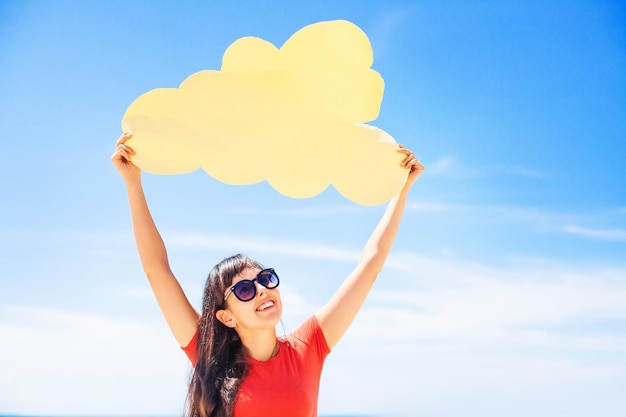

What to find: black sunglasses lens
left=233, top=281, right=256, bottom=301
left=258, top=269, right=279, bottom=288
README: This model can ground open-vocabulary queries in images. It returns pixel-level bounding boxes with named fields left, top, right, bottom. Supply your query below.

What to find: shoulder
left=285, top=315, right=330, bottom=357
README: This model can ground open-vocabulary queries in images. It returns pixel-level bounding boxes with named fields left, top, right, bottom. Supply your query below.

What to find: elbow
left=142, top=261, right=172, bottom=282
left=357, top=253, right=385, bottom=280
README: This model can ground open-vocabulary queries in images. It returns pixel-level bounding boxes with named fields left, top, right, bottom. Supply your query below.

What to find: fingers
left=111, top=133, right=141, bottom=181
left=111, top=136, right=137, bottom=166
left=112, top=133, right=135, bottom=158
left=119, top=143, right=135, bottom=156
left=112, top=146, right=132, bottom=161
left=402, top=153, right=417, bottom=167
left=396, top=144, right=417, bottom=168
left=396, top=144, right=424, bottom=176
left=409, top=158, right=425, bottom=173
left=115, top=132, right=132, bottom=147
left=111, top=144, right=134, bottom=159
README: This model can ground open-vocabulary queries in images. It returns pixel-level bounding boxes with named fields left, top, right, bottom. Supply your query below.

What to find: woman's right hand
left=111, top=133, right=140, bottom=183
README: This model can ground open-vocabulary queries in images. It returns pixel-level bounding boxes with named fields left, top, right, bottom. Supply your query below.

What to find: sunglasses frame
left=223, top=268, right=280, bottom=302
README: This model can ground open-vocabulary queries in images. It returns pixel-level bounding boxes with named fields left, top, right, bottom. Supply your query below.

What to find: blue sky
left=0, top=1, right=625, bottom=416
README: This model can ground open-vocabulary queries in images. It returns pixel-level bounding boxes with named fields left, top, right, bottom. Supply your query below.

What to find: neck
left=239, top=327, right=279, bottom=362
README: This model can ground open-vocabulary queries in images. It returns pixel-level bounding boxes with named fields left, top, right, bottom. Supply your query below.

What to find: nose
left=255, top=280, right=267, bottom=298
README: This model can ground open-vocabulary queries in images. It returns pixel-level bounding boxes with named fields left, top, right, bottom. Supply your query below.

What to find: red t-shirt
left=182, top=316, right=330, bottom=417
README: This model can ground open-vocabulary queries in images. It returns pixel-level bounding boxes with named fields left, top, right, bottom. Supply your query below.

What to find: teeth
left=257, top=300, right=274, bottom=311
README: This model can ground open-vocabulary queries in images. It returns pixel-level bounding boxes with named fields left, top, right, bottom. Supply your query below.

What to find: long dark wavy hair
left=186, top=254, right=264, bottom=417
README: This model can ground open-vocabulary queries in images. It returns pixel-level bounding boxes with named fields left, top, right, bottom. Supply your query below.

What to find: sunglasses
left=224, top=268, right=280, bottom=302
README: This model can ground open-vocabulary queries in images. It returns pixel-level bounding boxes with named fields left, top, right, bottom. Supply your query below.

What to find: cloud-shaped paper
left=121, top=20, right=408, bottom=205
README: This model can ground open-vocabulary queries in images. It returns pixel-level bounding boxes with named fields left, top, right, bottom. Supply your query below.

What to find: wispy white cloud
left=406, top=200, right=459, bottom=212
left=428, top=155, right=456, bottom=176
left=0, top=306, right=189, bottom=415
left=167, top=232, right=362, bottom=262
left=422, top=154, right=544, bottom=181
left=322, top=252, right=626, bottom=415
left=562, top=224, right=626, bottom=242
left=404, top=201, right=626, bottom=244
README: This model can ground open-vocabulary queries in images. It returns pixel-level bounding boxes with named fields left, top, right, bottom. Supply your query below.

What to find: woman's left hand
left=398, top=144, right=424, bottom=189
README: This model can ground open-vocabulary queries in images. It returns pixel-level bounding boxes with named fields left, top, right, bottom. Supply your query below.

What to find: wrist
left=123, top=174, right=142, bottom=190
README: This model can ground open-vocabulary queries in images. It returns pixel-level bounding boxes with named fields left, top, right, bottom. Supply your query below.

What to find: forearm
left=358, top=185, right=410, bottom=274
left=125, top=179, right=171, bottom=276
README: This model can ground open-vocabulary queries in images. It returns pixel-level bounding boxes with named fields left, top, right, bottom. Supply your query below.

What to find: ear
left=216, top=309, right=237, bottom=328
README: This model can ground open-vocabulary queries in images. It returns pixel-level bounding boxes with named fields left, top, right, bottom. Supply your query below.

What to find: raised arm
left=112, top=134, right=200, bottom=346
left=315, top=145, right=424, bottom=349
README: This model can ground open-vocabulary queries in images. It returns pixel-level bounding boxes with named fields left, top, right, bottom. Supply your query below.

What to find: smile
left=256, top=300, right=275, bottom=312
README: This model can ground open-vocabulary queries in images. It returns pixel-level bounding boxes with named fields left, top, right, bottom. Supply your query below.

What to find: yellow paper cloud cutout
left=121, top=20, right=408, bottom=206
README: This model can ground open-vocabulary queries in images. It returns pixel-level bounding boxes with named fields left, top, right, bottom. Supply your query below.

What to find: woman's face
left=222, top=267, right=283, bottom=331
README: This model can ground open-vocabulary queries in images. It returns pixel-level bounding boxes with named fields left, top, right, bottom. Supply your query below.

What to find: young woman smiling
left=112, top=133, right=423, bottom=417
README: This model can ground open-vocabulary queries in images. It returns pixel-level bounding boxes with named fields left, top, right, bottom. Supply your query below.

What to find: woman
left=111, top=133, right=423, bottom=417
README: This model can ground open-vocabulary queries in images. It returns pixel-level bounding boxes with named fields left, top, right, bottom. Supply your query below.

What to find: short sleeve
left=182, top=328, right=199, bottom=367
left=290, top=315, right=331, bottom=362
